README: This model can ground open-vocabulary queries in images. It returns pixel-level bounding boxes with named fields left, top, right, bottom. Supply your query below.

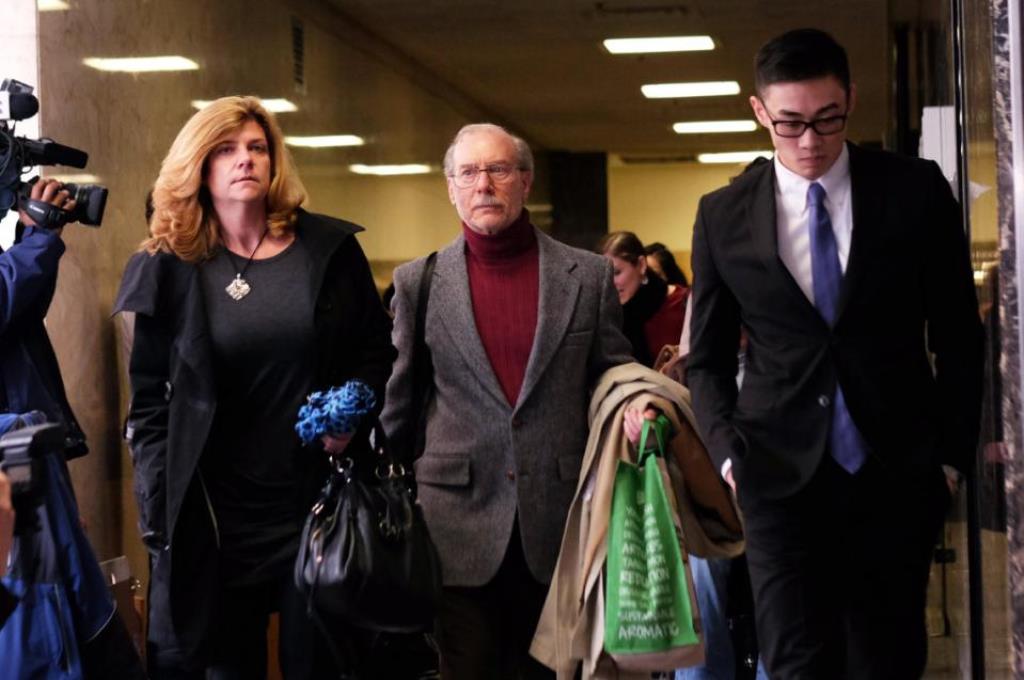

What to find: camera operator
left=0, top=178, right=145, bottom=677
left=1, top=178, right=87, bottom=455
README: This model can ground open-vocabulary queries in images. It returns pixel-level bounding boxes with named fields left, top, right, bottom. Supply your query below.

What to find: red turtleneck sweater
left=463, top=212, right=540, bottom=407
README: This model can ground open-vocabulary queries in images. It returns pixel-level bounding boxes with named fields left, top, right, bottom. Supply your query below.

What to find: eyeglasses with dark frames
left=764, top=110, right=849, bottom=138
left=449, top=163, right=523, bottom=188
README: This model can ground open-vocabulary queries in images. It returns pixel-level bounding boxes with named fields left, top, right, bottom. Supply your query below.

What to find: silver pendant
left=225, top=274, right=252, bottom=301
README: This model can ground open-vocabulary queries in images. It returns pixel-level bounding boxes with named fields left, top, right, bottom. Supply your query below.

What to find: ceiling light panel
left=697, top=151, right=774, bottom=164
left=642, top=81, right=741, bottom=99
left=83, top=56, right=199, bottom=73
left=285, top=135, right=365, bottom=148
left=603, top=36, right=714, bottom=54
left=38, top=0, right=70, bottom=11
left=673, top=120, right=758, bottom=134
left=349, top=164, right=432, bottom=176
left=191, top=98, right=298, bottom=113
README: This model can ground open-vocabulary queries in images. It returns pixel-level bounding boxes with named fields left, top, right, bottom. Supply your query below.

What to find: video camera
left=0, top=422, right=63, bottom=511
left=0, top=78, right=107, bottom=230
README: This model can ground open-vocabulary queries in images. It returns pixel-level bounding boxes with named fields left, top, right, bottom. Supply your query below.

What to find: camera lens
left=61, top=182, right=107, bottom=226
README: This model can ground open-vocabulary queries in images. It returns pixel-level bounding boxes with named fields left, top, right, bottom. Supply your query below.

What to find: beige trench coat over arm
left=530, top=362, right=744, bottom=679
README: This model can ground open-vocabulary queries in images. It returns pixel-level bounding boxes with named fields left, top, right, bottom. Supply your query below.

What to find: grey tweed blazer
left=381, top=227, right=633, bottom=587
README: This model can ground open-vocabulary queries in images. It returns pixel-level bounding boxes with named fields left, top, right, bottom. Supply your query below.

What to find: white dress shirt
left=774, top=144, right=853, bottom=302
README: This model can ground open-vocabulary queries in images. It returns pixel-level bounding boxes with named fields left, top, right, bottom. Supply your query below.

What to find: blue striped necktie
left=808, top=181, right=868, bottom=474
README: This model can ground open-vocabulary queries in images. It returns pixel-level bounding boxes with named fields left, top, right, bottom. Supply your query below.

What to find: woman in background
left=115, top=96, right=395, bottom=679
left=644, top=241, right=690, bottom=292
left=598, top=231, right=686, bottom=367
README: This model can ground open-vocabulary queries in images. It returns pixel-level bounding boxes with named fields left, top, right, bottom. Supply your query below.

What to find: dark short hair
left=754, top=28, right=850, bottom=96
left=643, top=243, right=689, bottom=288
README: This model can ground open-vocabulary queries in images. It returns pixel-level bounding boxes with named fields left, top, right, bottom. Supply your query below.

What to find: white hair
left=442, top=123, right=534, bottom=176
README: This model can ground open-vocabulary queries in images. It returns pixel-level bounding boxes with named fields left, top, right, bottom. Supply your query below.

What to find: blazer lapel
left=746, top=163, right=819, bottom=316
left=432, top=236, right=509, bottom=409
left=837, top=143, right=881, bottom=320
left=514, top=230, right=581, bottom=412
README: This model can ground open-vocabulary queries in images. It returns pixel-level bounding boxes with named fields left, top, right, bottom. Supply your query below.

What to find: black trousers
left=738, top=456, right=950, bottom=680
left=151, top=574, right=338, bottom=680
left=436, top=523, right=555, bottom=680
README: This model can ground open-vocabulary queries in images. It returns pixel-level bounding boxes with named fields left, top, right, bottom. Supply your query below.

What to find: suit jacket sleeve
left=922, top=162, right=984, bottom=474
left=687, top=195, right=745, bottom=471
left=588, top=257, right=635, bottom=381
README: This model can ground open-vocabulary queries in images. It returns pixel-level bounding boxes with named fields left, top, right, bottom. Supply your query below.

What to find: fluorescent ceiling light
left=603, top=36, right=714, bottom=54
left=38, top=0, right=70, bottom=11
left=285, top=135, right=365, bottom=148
left=697, top=151, right=774, bottom=164
left=642, top=81, right=741, bottom=99
left=673, top=120, right=758, bottom=134
left=349, top=164, right=432, bottom=176
left=191, top=98, right=297, bottom=113
left=83, top=56, right=199, bottom=73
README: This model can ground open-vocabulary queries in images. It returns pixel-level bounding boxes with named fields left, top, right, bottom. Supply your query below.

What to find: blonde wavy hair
left=142, top=96, right=307, bottom=261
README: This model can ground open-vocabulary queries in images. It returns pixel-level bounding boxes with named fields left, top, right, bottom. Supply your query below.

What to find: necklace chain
left=224, top=228, right=269, bottom=301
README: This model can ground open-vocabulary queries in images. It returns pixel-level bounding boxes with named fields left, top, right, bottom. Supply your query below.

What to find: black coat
left=114, top=210, right=396, bottom=669
left=688, top=143, right=984, bottom=501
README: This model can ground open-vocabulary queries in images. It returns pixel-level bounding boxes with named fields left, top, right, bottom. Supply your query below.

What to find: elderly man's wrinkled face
left=447, top=129, right=532, bottom=235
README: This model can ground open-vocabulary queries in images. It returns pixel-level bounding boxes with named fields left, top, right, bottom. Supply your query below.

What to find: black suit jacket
left=688, top=143, right=984, bottom=500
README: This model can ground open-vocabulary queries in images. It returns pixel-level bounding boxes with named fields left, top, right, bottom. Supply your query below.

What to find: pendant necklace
left=224, top=227, right=269, bottom=301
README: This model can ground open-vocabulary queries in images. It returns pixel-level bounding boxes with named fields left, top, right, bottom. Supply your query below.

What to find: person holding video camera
left=0, top=179, right=87, bottom=456
left=0, top=178, right=146, bottom=678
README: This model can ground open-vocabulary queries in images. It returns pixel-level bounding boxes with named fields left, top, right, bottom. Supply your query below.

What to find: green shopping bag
left=605, top=414, right=702, bottom=669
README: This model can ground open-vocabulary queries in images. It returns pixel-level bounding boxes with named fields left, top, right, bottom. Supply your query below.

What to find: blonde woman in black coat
left=116, top=96, right=395, bottom=679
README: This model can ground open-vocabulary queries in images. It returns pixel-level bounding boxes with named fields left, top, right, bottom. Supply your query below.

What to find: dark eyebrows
left=775, top=102, right=842, bottom=119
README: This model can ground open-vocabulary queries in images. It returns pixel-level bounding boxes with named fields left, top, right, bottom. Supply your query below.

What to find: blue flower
left=294, top=379, right=377, bottom=444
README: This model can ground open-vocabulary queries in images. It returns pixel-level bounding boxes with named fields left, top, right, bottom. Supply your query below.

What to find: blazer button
left=818, top=394, right=831, bottom=408
left=506, top=470, right=516, bottom=481
left=164, top=381, right=174, bottom=402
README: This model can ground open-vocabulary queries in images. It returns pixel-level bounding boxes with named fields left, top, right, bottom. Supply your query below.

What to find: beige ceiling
left=326, top=0, right=897, bottom=158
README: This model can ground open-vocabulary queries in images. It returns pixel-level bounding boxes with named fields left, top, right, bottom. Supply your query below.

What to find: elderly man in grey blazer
left=382, top=123, right=633, bottom=679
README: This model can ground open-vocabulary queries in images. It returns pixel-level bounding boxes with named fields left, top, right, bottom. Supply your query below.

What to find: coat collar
left=515, top=230, right=581, bottom=411
left=745, top=142, right=878, bottom=328
left=431, top=226, right=582, bottom=413
left=293, top=208, right=362, bottom=295
left=745, top=159, right=821, bottom=325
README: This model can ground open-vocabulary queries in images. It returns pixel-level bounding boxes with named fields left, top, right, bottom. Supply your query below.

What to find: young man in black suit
left=687, top=28, right=984, bottom=679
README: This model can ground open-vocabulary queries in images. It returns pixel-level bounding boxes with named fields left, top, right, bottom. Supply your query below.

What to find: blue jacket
left=0, top=225, right=86, bottom=458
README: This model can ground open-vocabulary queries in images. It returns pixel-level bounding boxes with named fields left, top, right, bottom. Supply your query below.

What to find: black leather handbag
left=295, top=253, right=441, bottom=635
left=295, top=422, right=442, bottom=632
